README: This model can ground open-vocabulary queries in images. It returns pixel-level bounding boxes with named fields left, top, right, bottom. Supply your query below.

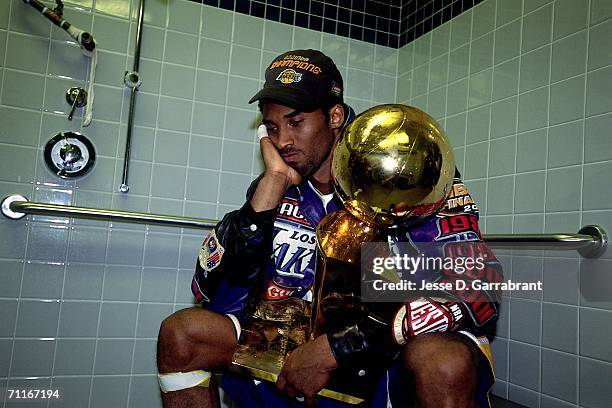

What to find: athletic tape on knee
left=158, top=370, right=212, bottom=393
left=227, top=313, right=241, bottom=340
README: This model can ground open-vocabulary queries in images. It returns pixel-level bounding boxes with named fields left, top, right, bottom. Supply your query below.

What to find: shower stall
left=1, top=0, right=611, bottom=407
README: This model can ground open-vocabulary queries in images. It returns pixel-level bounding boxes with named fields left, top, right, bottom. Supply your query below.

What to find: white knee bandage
left=226, top=313, right=241, bottom=340
left=158, top=370, right=212, bottom=393
left=158, top=314, right=241, bottom=393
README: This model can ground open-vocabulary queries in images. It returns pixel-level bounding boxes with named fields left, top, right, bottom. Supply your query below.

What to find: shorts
left=209, top=287, right=495, bottom=407
left=220, top=323, right=495, bottom=408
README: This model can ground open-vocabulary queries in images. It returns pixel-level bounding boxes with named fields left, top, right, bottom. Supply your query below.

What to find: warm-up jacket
left=192, top=172, right=503, bottom=378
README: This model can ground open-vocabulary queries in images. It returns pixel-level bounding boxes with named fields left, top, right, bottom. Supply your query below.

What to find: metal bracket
left=1, top=194, right=28, bottom=220
left=124, top=70, right=142, bottom=88
left=578, top=225, right=608, bottom=258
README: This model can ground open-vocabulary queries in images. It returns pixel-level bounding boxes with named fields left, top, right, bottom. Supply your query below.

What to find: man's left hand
left=276, top=335, right=338, bottom=406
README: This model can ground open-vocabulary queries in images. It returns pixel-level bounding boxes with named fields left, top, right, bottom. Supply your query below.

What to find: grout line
left=46, top=216, right=72, bottom=407
left=213, top=3, right=237, bottom=220
left=576, top=1, right=593, bottom=405
left=125, top=3, right=149, bottom=404
left=393, top=37, right=399, bottom=103
left=86, top=133, right=114, bottom=402
left=537, top=2, right=556, bottom=403
left=505, top=0, right=525, bottom=399
left=250, top=15, right=267, bottom=181
left=3, top=0, right=53, bottom=405
left=0, top=23, right=10, bottom=101
left=462, top=9, right=473, bottom=184
left=170, top=0, right=209, bottom=314
left=482, top=0, right=496, bottom=235
left=90, top=2, right=145, bottom=405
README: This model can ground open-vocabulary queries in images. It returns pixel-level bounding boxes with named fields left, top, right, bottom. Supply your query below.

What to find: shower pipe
left=22, top=0, right=96, bottom=52
left=119, top=0, right=146, bottom=194
left=2, top=194, right=608, bottom=259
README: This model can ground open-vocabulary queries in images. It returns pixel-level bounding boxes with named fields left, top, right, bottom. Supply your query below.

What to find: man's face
left=261, top=102, right=337, bottom=179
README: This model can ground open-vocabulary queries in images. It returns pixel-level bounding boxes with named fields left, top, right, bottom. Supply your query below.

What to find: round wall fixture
left=44, top=132, right=96, bottom=179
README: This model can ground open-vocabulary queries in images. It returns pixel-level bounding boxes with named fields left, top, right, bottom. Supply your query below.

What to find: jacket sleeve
left=327, top=171, right=503, bottom=375
left=191, top=175, right=278, bottom=304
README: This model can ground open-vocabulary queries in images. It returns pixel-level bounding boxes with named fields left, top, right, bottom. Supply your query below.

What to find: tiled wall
left=400, top=0, right=486, bottom=45
left=194, top=0, right=492, bottom=48
left=0, top=0, right=396, bottom=406
left=200, top=0, right=403, bottom=47
left=2, top=0, right=611, bottom=407
left=397, top=0, right=612, bottom=406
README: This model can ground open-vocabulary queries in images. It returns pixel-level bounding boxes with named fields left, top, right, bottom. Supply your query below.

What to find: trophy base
left=230, top=345, right=365, bottom=405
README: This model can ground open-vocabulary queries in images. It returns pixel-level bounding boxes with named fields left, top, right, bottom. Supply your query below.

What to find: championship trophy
left=231, top=104, right=455, bottom=404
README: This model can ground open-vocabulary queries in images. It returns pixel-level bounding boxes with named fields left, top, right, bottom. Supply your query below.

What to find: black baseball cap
left=248, top=49, right=344, bottom=113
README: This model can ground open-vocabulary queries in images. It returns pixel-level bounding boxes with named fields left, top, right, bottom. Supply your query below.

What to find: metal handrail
left=2, top=194, right=217, bottom=229
left=2, top=194, right=608, bottom=258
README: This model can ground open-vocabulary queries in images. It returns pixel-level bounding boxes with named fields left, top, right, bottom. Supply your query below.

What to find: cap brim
left=248, top=86, right=319, bottom=113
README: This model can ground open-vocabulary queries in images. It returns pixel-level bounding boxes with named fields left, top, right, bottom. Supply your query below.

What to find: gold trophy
left=231, top=105, right=455, bottom=403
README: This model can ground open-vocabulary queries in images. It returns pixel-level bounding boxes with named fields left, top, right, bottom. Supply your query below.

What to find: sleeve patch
left=198, top=229, right=225, bottom=273
left=441, top=181, right=478, bottom=215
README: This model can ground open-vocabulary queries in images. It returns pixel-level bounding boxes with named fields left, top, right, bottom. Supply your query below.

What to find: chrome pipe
left=119, top=0, right=146, bottom=194
left=1, top=195, right=608, bottom=258
left=23, top=0, right=96, bottom=51
left=133, top=0, right=145, bottom=72
left=119, top=86, right=138, bottom=193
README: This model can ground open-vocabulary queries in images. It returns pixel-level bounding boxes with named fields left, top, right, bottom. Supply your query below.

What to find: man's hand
left=276, top=335, right=338, bottom=407
left=250, top=125, right=302, bottom=212
left=259, top=125, right=302, bottom=187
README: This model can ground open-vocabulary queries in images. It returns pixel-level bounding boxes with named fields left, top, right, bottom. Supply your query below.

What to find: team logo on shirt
left=277, top=198, right=311, bottom=227
left=198, top=229, right=225, bottom=274
left=435, top=214, right=481, bottom=242
left=263, top=280, right=298, bottom=300
left=440, top=181, right=478, bottom=215
left=276, top=69, right=302, bottom=84
left=273, top=224, right=316, bottom=279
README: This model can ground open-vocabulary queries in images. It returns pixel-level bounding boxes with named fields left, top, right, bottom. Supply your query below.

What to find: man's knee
left=403, top=333, right=478, bottom=388
left=157, top=311, right=196, bottom=372
left=157, top=308, right=238, bottom=373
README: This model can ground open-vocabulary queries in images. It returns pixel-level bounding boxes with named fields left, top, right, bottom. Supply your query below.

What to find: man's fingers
left=276, top=372, right=287, bottom=391
left=304, top=396, right=317, bottom=407
left=257, top=124, right=268, bottom=140
left=257, top=129, right=284, bottom=169
left=286, top=388, right=297, bottom=399
left=257, top=125, right=274, bottom=159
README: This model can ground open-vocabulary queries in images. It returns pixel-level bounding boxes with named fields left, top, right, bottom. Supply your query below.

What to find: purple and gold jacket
left=192, top=172, right=502, bottom=375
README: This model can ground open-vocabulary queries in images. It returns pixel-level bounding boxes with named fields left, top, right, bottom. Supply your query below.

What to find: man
left=157, top=49, right=501, bottom=408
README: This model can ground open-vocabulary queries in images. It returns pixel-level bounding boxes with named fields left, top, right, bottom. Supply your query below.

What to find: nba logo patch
left=199, top=229, right=225, bottom=273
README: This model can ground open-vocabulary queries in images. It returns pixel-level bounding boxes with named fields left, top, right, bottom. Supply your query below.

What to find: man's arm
left=192, top=127, right=301, bottom=303
left=191, top=176, right=276, bottom=304
left=327, top=176, right=503, bottom=376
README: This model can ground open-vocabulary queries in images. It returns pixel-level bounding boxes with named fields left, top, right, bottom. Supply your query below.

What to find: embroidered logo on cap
left=330, top=81, right=342, bottom=97
left=276, top=69, right=303, bottom=84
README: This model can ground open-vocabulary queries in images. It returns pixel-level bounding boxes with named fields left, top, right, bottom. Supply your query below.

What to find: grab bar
left=1, top=194, right=608, bottom=258
left=2, top=194, right=216, bottom=229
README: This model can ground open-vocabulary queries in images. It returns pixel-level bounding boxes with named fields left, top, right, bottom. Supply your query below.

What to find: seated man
left=157, top=49, right=502, bottom=408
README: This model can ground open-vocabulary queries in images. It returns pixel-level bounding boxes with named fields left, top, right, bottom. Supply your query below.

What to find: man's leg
left=402, top=332, right=482, bottom=408
left=157, top=307, right=239, bottom=408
